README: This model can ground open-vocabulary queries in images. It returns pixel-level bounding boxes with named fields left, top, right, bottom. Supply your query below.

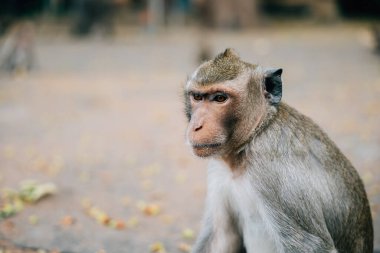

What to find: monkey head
left=184, top=48, right=283, bottom=158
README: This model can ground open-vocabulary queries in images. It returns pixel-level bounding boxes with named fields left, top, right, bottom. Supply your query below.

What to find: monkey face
left=184, top=48, right=282, bottom=160
left=185, top=85, right=240, bottom=157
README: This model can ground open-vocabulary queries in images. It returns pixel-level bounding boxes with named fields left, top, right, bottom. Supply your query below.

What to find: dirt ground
left=0, top=22, right=379, bottom=252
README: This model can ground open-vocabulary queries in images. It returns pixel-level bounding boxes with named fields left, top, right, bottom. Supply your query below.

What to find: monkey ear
left=264, top=68, right=283, bottom=106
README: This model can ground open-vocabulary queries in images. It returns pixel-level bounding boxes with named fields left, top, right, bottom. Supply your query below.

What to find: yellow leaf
left=150, top=242, right=166, bottom=253
left=182, top=228, right=195, bottom=240
left=178, top=242, right=192, bottom=252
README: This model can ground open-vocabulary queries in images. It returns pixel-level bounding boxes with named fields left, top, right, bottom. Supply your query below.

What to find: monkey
left=184, top=48, right=373, bottom=253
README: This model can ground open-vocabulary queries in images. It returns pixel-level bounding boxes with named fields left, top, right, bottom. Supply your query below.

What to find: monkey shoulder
left=272, top=103, right=355, bottom=172
left=263, top=103, right=365, bottom=201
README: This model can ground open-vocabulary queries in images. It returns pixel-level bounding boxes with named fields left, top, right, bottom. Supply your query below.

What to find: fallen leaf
left=137, top=201, right=161, bottom=216
left=84, top=202, right=126, bottom=230
left=178, top=242, right=192, bottom=252
left=88, top=206, right=110, bottom=225
left=0, top=183, right=56, bottom=219
left=19, top=181, right=57, bottom=203
left=150, top=242, right=166, bottom=253
left=60, top=216, right=75, bottom=227
left=182, top=228, right=195, bottom=240
left=109, top=219, right=126, bottom=230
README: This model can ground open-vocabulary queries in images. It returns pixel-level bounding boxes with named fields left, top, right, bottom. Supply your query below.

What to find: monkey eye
left=212, top=93, right=228, bottom=103
left=192, top=93, right=203, bottom=101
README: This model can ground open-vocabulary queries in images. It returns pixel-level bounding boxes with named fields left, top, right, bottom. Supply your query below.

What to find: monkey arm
left=191, top=213, right=213, bottom=253
left=191, top=210, right=245, bottom=253
left=192, top=174, right=245, bottom=253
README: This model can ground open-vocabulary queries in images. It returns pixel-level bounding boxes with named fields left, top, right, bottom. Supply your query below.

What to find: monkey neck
left=221, top=104, right=279, bottom=173
left=221, top=150, right=248, bottom=175
left=252, top=105, right=278, bottom=138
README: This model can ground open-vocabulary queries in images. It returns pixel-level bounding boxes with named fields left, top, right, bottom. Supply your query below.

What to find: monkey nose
left=194, top=124, right=203, bottom=132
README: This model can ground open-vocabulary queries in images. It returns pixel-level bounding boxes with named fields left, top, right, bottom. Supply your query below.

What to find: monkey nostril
left=194, top=125, right=203, bottom=132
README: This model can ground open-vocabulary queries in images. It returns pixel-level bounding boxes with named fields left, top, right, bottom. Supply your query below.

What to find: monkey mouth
left=192, top=143, right=222, bottom=157
left=192, top=143, right=222, bottom=149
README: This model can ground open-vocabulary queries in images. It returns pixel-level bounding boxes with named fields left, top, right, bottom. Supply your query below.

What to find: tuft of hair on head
left=193, top=48, right=246, bottom=86
left=214, top=48, right=240, bottom=62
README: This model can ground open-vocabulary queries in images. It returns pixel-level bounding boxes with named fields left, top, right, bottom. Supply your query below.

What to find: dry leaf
left=84, top=203, right=126, bottom=230
left=109, top=219, right=126, bottom=230
left=0, top=181, right=56, bottom=219
left=137, top=201, right=161, bottom=216
left=19, top=181, right=57, bottom=203
left=60, top=216, right=75, bottom=227
left=88, top=206, right=111, bottom=225
left=150, top=242, right=166, bottom=253
left=178, top=242, right=192, bottom=252
left=182, top=228, right=195, bottom=240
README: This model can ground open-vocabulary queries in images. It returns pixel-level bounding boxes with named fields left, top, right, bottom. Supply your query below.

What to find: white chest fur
left=207, top=159, right=278, bottom=253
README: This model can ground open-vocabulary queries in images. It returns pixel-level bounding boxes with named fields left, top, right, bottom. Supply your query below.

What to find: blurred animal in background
left=184, top=49, right=373, bottom=253
left=0, top=21, right=36, bottom=74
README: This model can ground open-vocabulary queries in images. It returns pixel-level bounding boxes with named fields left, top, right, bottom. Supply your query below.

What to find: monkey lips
left=191, top=143, right=222, bottom=157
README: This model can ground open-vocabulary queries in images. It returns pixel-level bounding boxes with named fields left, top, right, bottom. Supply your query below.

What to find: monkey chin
left=192, top=143, right=222, bottom=158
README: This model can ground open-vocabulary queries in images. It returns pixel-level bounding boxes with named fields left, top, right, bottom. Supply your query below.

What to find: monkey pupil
left=193, top=94, right=202, bottom=101
left=215, top=95, right=227, bottom=102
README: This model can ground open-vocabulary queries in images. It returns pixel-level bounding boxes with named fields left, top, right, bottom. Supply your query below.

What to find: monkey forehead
left=194, top=62, right=242, bottom=84
left=186, top=65, right=262, bottom=91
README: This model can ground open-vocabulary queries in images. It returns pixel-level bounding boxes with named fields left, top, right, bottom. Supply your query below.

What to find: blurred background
left=0, top=0, right=379, bottom=252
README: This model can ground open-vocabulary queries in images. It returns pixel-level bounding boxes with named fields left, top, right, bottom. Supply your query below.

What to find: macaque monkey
left=184, top=49, right=373, bottom=253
